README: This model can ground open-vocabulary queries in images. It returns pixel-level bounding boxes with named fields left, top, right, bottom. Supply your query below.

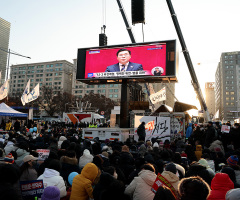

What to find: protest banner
left=152, top=173, right=179, bottom=199
left=221, top=125, right=230, bottom=133
left=36, top=149, right=50, bottom=161
left=20, top=180, right=44, bottom=200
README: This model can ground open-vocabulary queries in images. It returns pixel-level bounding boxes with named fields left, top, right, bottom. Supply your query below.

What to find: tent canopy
left=173, top=101, right=198, bottom=112
left=0, top=103, right=28, bottom=117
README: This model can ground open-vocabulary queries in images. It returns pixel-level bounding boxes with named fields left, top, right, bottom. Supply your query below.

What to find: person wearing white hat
left=20, top=155, right=38, bottom=181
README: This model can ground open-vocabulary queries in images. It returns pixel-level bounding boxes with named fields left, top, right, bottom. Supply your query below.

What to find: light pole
left=0, top=48, right=31, bottom=80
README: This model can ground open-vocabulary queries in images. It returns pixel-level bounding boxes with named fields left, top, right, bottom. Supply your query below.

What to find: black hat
left=165, top=163, right=177, bottom=174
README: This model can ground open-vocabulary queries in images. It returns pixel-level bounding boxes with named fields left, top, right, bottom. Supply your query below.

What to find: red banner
left=152, top=173, right=179, bottom=200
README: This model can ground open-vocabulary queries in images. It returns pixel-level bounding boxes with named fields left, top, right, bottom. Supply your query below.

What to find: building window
left=231, top=102, right=235, bottom=106
left=226, top=92, right=229, bottom=95
left=114, top=94, right=118, bottom=98
left=109, top=89, right=113, bottom=93
left=109, top=94, right=113, bottom=98
left=231, top=97, right=235, bottom=100
left=226, top=97, right=229, bottom=101
left=226, top=102, right=229, bottom=106
left=225, top=61, right=228, bottom=64
left=225, top=55, right=228, bottom=59
left=230, top=92, right=234, bottom=95
left=109, top=84, right=114, bottom=87
left=114, top=89, right=118, bottom=92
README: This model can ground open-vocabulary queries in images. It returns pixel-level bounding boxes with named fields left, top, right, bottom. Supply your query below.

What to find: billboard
left=77, top=40, right=178, bottom=83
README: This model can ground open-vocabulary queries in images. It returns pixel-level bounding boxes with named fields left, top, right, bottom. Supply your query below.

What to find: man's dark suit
left=154, top=71, right=162, bottom=76
left=105, top=62, right=143, bottom=72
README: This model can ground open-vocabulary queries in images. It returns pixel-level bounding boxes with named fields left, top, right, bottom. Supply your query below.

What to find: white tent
left=0, top=103, right=28, bottom=117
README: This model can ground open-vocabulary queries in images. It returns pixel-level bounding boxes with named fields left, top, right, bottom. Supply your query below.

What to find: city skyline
left=1, top=0, right=240, bottom=113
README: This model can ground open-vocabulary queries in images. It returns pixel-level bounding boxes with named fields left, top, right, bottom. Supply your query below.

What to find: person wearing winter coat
left=60, top=152, right=81, bottom=185
left=58, top=135, right=67, bottom=149
left=161, top=163, right=180, bottom=192
left=124, top=164, right=157, bottom=200
left=70, top=163, right=101, bottom=200
left=207, top=173, right=234, bottom=200
left=79, top=149, right=94, bottom=169
left=204, top=121, right=216, bottom=148
left=185, top=161, right=213, bottom=186
left=198, top=158, right=215, bottom=178
left=209, top=140, right=225, bottom=155
left=4, top=139, right=17, bottom=155
left=195, top=145, right=203, bottom=161
left=15, top=147, right=30, bottom=166
left=186, top=123, right=193, bottom=139
left=20, top=155, right=38, bottom=181
left=137, top=122, right=146, bottom=142
left=178, top=176, right=211, bottom=200
left=225, top=188, right=240, bottom=200
left=221, top=167, right=240, bottom=188
left=37, top=159, right=67, bottom=198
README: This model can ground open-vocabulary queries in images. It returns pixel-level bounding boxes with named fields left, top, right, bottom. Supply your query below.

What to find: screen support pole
left=116, top=0, right=137, bottom=128
left=166, top=0, right=210, bottom=121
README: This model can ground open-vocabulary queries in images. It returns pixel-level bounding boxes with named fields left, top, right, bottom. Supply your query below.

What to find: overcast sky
left=1, top=0, right=240, bottom=113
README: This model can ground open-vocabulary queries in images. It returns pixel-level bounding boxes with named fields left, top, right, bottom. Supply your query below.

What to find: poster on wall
left=170, top=116, right=184, bottom=138
left=134, top=115, right=170, bottom=141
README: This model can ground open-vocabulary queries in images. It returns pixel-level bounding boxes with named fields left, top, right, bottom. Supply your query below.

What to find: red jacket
left=207, top=173, right=234, bottom=200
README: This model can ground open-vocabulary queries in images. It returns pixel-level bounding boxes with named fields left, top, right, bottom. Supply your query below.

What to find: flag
left=0, top=79, right=9, bottom=100
left=21, top=79, right=30, bottom=106
left=27, top=83, right=40, bottom=103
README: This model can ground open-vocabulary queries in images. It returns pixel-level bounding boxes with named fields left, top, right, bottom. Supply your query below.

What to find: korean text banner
left=134, top=115, right=170, bottom=141
left=85, top=44, right=166, bottom=79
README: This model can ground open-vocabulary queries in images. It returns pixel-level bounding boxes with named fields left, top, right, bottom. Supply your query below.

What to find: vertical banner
left=29, top=108, right=33, bottom=120
left=135, top=115, right=170, bottom=141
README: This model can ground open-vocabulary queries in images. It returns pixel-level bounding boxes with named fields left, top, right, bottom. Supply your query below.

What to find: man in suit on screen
left=105, top=48, right=143, bottom=72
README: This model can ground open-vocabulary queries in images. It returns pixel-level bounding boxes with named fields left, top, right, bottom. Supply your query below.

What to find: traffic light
left=131, top=0, right=145, bottom=25
left=99, top=33, right=107, bottom=46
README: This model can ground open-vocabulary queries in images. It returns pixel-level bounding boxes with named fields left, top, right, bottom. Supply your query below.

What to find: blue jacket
left=186, top=123, right=193, bottom=138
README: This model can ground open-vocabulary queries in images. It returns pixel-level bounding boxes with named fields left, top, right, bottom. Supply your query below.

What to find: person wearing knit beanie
left=227, top=155, right=239, bottom=166
left=41, top=186, right=60, bottom=200
left=4, top=153, right=14, bottom=164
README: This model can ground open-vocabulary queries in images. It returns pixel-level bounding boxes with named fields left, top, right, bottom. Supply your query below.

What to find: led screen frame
left=77, top=40, right=178, bottom=84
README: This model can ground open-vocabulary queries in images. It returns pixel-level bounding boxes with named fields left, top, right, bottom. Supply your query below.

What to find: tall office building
left=205, top=82, right=215, bottom=118
left=215, top=51, right=240, bottom=121
left=9, top=60, right=74, bottom=97
left=0, top=17, right=11, bottom=83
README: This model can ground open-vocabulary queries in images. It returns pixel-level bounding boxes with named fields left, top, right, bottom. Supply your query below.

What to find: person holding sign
left=105, top=49, right=143, bottom=72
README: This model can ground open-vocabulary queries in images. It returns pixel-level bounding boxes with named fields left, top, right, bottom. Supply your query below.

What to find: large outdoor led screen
left=77, top=40, right=177, bottom=82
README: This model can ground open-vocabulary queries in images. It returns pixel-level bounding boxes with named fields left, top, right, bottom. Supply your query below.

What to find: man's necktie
left=121, top=65, right=125, bottom=71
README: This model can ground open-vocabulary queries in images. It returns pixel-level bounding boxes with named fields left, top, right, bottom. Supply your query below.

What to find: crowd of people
left=0, top=119, right=240, bottom=200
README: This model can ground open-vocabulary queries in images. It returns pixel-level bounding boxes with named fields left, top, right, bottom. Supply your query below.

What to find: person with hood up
left=225, top=188, right=240, bottom=200
left=207, top=173, right=234, bottom=200
left=37, top=159, right=67, bottom=198
left=198, top=158, right=215, bottom=178
left=178, top=176, right=211, bottom=200
left=195, top=145, right=203, bottom=161
left=79, top=149, right=94, bottom=169
left=58, top=135, right=67, bottom=149
left=186, top=123, right=193, bottom=139
left=137, top=122, right=146, bottom=142
left=161, top=163, right=180, bottom=192
left=124, top=164, right=157, bottom=200
left=4, top=137, right=17, bottom=155
left=70, top=163, right=101, bottom=200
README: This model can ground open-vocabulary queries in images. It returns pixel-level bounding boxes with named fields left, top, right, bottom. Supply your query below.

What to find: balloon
left=30, top=128, right=33, bottom=133
left=68, top=172, right=78, bottom=186
left=33, top=127, right=37, bottom=132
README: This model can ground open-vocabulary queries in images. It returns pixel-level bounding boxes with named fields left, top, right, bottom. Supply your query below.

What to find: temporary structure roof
left=0, top=103, right=28, bottom=117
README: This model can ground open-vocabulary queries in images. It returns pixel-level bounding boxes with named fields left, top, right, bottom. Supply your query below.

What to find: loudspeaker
left=131, top=0, right=145, bottom=25
left=99, top=33, right=107, bottom=46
